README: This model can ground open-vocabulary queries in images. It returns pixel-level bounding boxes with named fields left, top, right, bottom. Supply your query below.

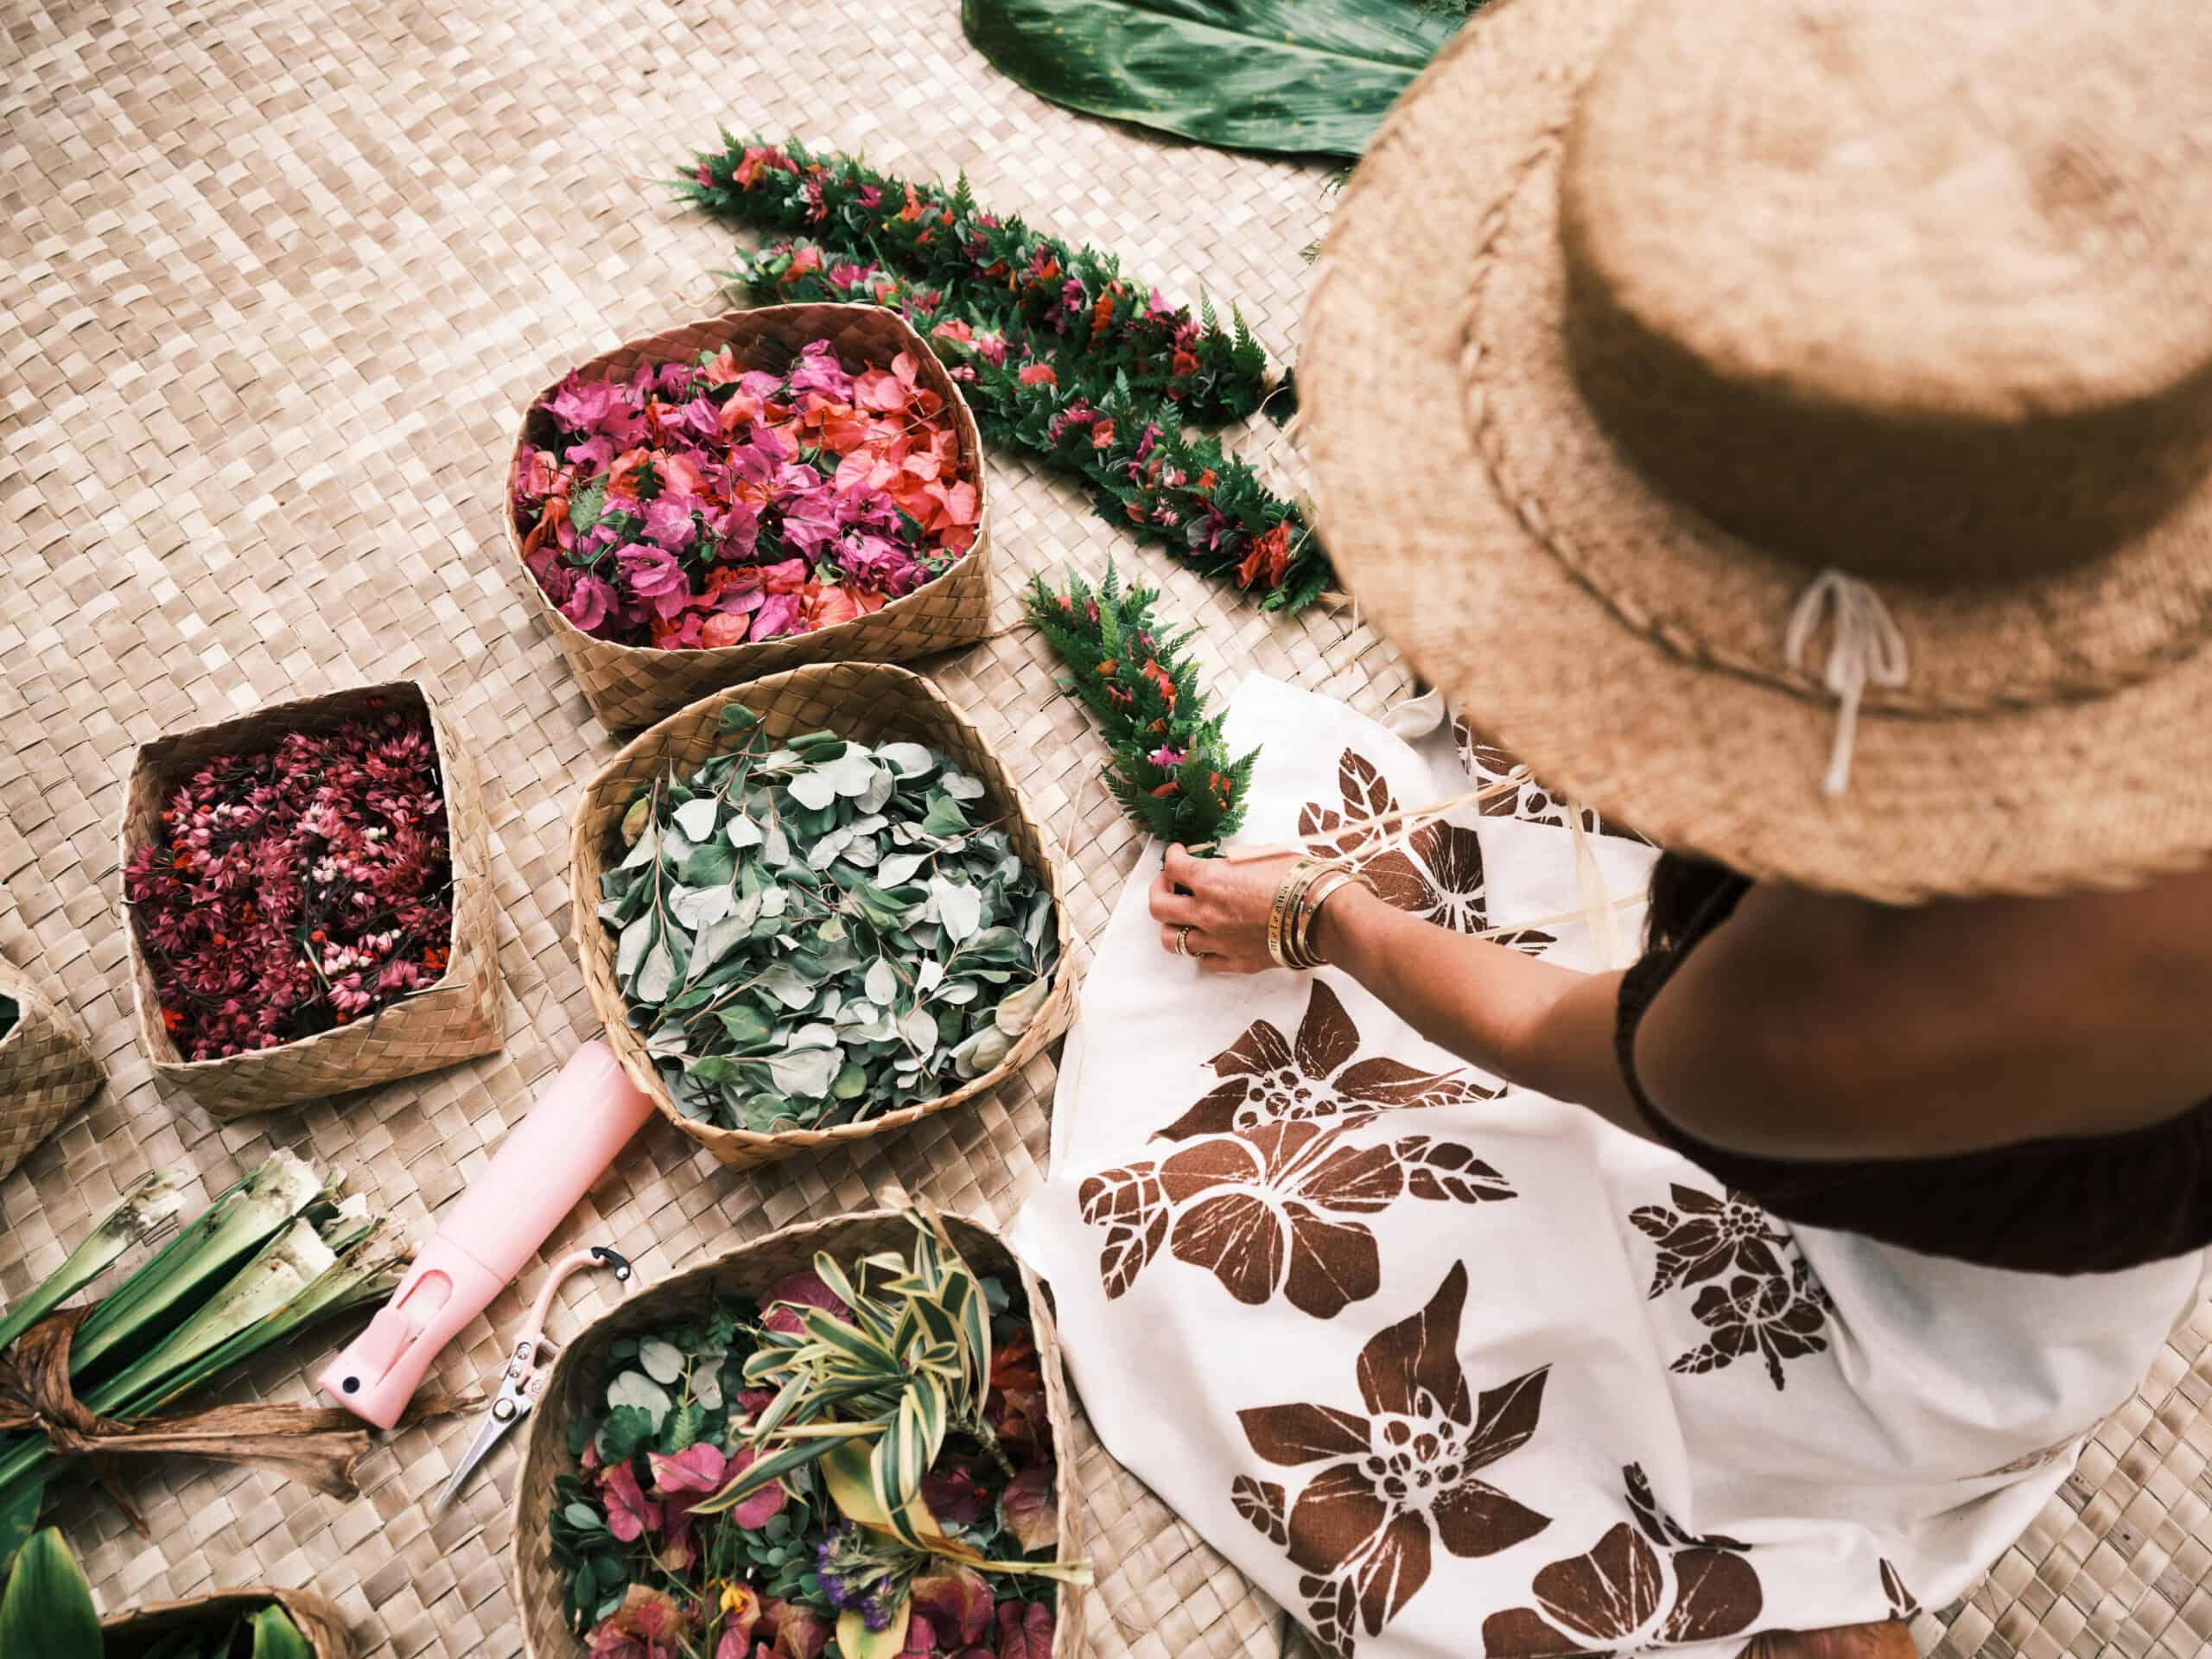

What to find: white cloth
left=1012, top=674, right=2205, bottom=1657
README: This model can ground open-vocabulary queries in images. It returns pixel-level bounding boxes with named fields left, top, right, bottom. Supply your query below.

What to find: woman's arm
left=1147, top=845, right=1661, bottom=1141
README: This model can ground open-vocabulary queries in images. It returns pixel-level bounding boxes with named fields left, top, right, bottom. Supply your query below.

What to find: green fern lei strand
left=1025, top=563, right=1258, bottom=851
left=675, top=134, right=1333, bottom=613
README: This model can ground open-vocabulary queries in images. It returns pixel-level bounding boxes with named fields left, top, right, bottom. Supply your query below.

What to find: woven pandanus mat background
left=0, top=2, right=2206, bottom=1656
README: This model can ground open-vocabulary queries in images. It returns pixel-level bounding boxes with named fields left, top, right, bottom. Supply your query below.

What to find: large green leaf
left=251, top=1605, right=316, bottom=1659
left=962, top=0, right=1471, bottom=159
left=0, top=1528, right=102, bottom=1659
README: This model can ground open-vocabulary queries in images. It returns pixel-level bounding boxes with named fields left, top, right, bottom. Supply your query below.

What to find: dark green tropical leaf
left=962, top=0, right=1470, bottom=159
left=0, top=1528, right=101, bottom=1659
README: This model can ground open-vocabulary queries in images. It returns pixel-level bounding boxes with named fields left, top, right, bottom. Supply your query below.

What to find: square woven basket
left=509, top=303, right=994, bottom=734
left=102, top=1588, right=353, bottom=1658
left=117, top=679, right=504, bottom=1118
left=568, top=661, right=1077, bottom=1172
left=0, top=963, right=104, bottom=1181
left=509, top=1209, right=1086, bottom=1659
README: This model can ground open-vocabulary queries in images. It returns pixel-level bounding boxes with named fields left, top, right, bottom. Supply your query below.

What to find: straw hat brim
left=1300, top=0, right=2212, bottom=902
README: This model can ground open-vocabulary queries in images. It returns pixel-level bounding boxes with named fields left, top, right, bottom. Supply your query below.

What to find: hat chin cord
left=1783, top=569, right=1910, bottom=798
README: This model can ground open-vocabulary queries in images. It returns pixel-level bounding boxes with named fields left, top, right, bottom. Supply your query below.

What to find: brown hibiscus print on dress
left=1452, top=713, right=1649, bottom=845
left=1481, top=1464, right=1763, bottom=1656
left=1079, top=1119, right=1515, bottom=1319
left=1630, top=1184, right=1834, bottom=1391
left=1629, top=1185, right=1790, bottom=1297
left=1160, top=978, right=1495, bottom=1141
left=1298, top=748, right=1553, bottom=949
left=1235, top=1262, right=1553, bottom=1656
left=1878, top=1557, right=1918, bottom=1619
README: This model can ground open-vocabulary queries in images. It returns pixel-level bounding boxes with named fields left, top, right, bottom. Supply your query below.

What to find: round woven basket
left=101, top=1586, right=353, bottom=1658
left=567, top=661, right=1076, bottom=1172
left=0, top=962, right=104, bottom=1181
left=509, top=304, right=994, bottom=734
left=510, top=1209, right=1087, bottom=1659
left=118, top=678, right=505, bottom=1119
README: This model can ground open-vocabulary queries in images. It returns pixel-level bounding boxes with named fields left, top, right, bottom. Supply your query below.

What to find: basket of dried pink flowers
left=509, top=304, right=992, bottom=734
left=117, top=679, right=502, bottom=1117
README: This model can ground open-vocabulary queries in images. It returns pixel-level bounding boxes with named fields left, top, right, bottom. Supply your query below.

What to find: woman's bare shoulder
left=1635, top=866, right=2212, bottom=1160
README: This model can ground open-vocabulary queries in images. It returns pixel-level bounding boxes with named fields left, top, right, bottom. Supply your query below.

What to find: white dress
left=1010, top=674, right=2207, bottom=1657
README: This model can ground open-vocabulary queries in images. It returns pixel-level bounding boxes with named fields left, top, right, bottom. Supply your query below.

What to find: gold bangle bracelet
left=1294, top=868, right=1361, bottom=967
left=1292, top=868, right=1372, bottom=968
left=1268, top=857, right=1325, bottom=969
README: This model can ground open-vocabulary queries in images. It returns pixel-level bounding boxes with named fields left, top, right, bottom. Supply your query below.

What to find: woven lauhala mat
left=0, top=3, right=2206, bottom=1657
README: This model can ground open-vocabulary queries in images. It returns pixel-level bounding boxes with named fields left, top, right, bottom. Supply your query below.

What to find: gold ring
left=1176, top=925, right=1198, bottom=958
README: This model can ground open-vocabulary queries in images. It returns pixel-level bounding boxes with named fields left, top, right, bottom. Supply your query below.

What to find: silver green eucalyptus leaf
left=727, top=813, right=765, bottom=849
left=787, top=769, right=839, bottom=811
left=996, top=977, right=1053, bottom=1036
left=877, top=742, right=935, bottom=778
left=875, top=851, right=926, bottom=887
left=670, top=884, right=734, bottom=928
left=639, top=1338, right=685, bottom=1385
left=607, top=1370, right=672, bottom=1427
left=864, top=957, right=899, bottom=1007
left=899, top=1006, right=939, bottom=1058
left=933, top=878, right=983, bottom=944
left=942, top=772, right=988, bottom=802
left=672, top=797, right=722, bottom=842
left=617, top=913, right=655, bottom=977
left=635, top=942, right=676, bottom=1003
left=951, top=1025, right=1014, bottom=1079
left=769, top=1046, right=839, bottom=1099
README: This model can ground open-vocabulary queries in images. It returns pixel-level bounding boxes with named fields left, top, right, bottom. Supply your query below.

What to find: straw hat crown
left=1560, top=0, right=2212, bottom=583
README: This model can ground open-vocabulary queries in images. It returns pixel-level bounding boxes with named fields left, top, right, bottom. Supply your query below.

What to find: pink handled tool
left=430, top=1243, right=637, bottom=1510
left=318, top=1041, right=655, bottom=1429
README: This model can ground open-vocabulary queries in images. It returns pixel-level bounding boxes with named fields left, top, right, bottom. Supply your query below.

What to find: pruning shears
left=431, top=1244, right=637, bottom=1512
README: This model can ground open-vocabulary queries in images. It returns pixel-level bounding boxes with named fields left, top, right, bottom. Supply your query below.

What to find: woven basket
left=102, top=1586, right=353, bottom=1658
left=118, top=679, right=504, bottom=1119
left=511, top=1209, right=1087, bottom=1659
left=0, top=962, right=104, bottom=1181
left=568, top=662, right=1076, bottom=1172
left=509, top=304, right=994, bottom=734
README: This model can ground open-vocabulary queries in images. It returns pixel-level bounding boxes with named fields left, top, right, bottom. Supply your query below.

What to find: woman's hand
left=1147, top=843, right=1306, bottom=974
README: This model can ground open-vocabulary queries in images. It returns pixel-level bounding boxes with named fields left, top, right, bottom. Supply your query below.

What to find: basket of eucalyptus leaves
left=510, top=1206, right=1088, bottom=1659
left=1, top=1526, right=353, bottom=1658
left=568, top=661, right=1075, bottom=1172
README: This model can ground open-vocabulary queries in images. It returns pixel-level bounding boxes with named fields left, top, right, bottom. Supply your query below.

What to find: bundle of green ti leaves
left=599, top=708, right=1059, bottom=1135
left=0, top=1159, right=409, bottom=1572
left=0, top=1527, right=313, bottom=1658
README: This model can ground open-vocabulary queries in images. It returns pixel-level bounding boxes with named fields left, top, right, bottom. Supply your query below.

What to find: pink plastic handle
left=317, top=1042, right=654, bottom=1428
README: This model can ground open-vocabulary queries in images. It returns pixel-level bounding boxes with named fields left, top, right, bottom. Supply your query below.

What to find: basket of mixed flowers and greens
left=511, top=1208, right=1087, bottom=1659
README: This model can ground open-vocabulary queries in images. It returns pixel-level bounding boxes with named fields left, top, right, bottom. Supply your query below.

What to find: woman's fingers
left=1148, top=864, right=1201, bottom=925
left=1163, top=842, right=1204, bottom=890
left=1159, top=923, right=1200, bottom=958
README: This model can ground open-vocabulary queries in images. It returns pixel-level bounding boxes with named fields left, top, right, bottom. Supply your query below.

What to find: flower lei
left=678, top=136, right=1335, bottom=613
left=1026, top=563, right=1255, bottom=849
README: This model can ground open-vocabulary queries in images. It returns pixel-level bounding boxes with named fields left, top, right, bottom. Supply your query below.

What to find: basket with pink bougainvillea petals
left=508, top=305, right=993, bottom=734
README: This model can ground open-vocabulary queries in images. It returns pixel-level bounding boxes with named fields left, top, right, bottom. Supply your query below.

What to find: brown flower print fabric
left=1160, top=979, right=1495, bottom=1141
left=1078, top=1118, right=1515, bottom=1319
left=1451, top=713, right=1649, bottom=845
left=1631, top=1185, right=1834, bottom=1390
left=1298, top=747, right=1554, bottom=950
left=1235, top=1262, right=1554, bottom=1656
left=1481, top=1465, right=1764, bottom=1656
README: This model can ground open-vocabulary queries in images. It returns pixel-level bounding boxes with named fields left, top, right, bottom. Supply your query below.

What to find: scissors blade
left=432, top=1397, right=523, bottom=1513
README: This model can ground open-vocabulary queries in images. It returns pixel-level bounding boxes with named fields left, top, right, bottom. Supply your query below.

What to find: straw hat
left=1300, top=0, right=2212, bottom=901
